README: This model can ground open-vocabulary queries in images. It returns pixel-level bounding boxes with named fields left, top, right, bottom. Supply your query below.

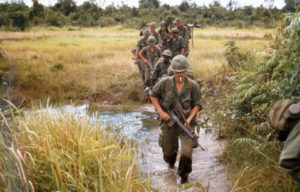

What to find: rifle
left=161, top=105, right=205, bottom=151
left=131, top=49, right=143, bottom=76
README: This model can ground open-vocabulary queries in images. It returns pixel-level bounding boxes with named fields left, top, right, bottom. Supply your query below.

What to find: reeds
left=0, top=104, right=150, bottom=191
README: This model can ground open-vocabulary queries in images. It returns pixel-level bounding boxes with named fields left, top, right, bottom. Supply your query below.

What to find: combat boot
left=163, top=153, right=177, bottom=168
left=177, top=155, right=192, bottom=184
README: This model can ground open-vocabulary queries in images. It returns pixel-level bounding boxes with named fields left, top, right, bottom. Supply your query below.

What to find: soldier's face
left=174, top=71, right=187, bottom=83
left=163, top=56, right=171, bottom=63
left=177, top=21, right=182, bottom=27
left=150, top=27, right=155, bottom=33
left=172, top=33, right=178, bottom=38
left=161, top=26, right=165, bottom=31
left=149, top=44, right=155, bottom=49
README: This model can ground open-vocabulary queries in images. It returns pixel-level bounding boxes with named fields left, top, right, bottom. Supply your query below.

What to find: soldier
left=150, top=55, right=202, bottom=184
left=269, top=99, right=300, bottom=183
left=135, top=29, right=150, bottom=82
left=152, top=49, right=172, bottom=85
left=139, top=23, right=150, bottom=36
left=139, top=36, right=162, bottom=89
left=175, top=18, right=190, bottom=57
left=150, top=22, right=162, bottom=45
left=158, top=21, right=169, bottom=51
left=170, top=28, right=185, bottom=58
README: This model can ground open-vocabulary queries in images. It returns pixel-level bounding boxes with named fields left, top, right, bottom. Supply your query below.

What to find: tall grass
left=0, top=27, right=271, bottom=104
left=0, top=104, right=150, bottom=191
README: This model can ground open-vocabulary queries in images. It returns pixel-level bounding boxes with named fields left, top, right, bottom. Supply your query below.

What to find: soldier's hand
left=135, top=59, right=138, bottom=64
left=143, top=59, right=147, bottom=63
left=184, top=118, right=191, bottom=128
left=159, top=111, right=170, bottom=121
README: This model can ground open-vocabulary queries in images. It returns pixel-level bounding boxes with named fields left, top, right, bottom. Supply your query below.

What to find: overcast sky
left=2, top=0, right=286, bottom=8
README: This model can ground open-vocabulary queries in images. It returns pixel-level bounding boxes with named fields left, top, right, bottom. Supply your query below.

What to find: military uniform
left=158, top=29, right=169, bottom=51
left=150, top=70, right=202, bottom=182
left=152, top=58, right=171, bottom=84
left=269, top=100, right=300, bottom=183
left=152, top=31, right=162, bottom=45
left=136, top=38, right=148, bottom=51
left=279, top=121, right=300, bottom=183
left=140, top=45, right=162, bottom=87
left=170, top=36, right=185, bottom=58
left=177, top=25, right=190, bottom=57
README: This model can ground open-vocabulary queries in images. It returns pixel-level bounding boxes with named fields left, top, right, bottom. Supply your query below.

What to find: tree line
left=1, top=0, right=300, bottom=31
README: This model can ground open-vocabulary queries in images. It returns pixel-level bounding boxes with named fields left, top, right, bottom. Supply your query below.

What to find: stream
left=44, top=104, right=230, bottom=192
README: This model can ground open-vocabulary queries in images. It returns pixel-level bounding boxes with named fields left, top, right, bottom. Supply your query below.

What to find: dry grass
left=0, top=26, right=273, bottom=104
left=0, top=103, right=151, bottom=191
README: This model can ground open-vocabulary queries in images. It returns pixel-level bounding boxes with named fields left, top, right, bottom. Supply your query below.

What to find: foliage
left=214, top=12, right=300, bottom=191
left=0, top=0, right=296, bottom=30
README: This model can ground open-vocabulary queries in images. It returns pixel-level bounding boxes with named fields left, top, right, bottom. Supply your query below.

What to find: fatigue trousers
left=159, top=122, right=194, bottom=177
left=140, top=60, right=152, bottom=87
left=184, top=45, right=190, bottom=57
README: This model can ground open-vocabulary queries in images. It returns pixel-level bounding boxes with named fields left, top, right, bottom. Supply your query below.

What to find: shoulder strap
left=164, top=77, right=172, bottom=91
left=188, top=78, right=193, bottom=95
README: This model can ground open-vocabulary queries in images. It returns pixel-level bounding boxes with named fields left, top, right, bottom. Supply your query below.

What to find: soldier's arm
left=181, top=48, right=185, bottom=55
left=139, top=48, right=147, bottom=63
left=135, top=46, right=140, bottom=63
left=150, top=96, right=170, bottom=121
left=180, top=38, right=185, bottom=55
left=185, top=106, right=200, bottom=127
left=184, top=27, right=189, bottom=45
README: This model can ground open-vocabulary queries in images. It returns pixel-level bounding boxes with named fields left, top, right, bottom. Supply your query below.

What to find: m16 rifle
left=161, top=104, right=205, bottom=151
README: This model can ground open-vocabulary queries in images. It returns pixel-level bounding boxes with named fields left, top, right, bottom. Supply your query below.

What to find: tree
left=54, top=0, right=77, bottom=16
left=179, top=1, right=190, bottom=12
left=139, top=0, right=160, bottom=8
left=283, top=0, right=300, bottom=12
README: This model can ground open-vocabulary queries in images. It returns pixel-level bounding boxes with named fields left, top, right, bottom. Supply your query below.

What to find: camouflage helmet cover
left=162, top=49, right=172, bottom=57
left=150, top=22, right=156, bottom=29
left=160, top=21, right=166, bottom=27
left=148, top=36, right=156, bottom=44
left=143, top=29, right=151, bottom=37
left=269, top=100, right=300, bottom=133
left=170, top=55, right=189, bottom=72
left=171, top=28, right=179, bottom=33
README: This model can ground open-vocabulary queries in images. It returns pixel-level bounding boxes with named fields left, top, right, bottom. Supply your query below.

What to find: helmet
left=171, top=28, right=179, bottom=33
left=269, top=100, right=300, bottom=133
left=175, top=17, right=182, bottom=24
left=148, top=36, right=156, bottom=44
left=143, top=29, right=151, bottom=37
left=150, top=22, right=156, bottom=29
left=160, top=21, right=166, bottom=27
left=170, top=55, right=189, bottom=72
left=162, top=50, right=172, bottom=57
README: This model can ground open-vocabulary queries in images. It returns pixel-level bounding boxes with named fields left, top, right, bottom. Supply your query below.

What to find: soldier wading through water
left=150, top=55, right=202, bottom=183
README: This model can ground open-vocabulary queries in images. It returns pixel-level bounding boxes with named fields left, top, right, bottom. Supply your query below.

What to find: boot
left=177, top=155, right=192, bottom=184
left=163, top=153, right=177, bottom=168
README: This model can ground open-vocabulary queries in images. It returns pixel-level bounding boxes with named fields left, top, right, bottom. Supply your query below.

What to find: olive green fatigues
left=151, top=31, right=162, bottom=45
left=279, top=121, right=300, bottom=183
left=178, top=26, right=190, bottom=57
left=136, top=38, right=148, bottom=83
left=140, top=46, right=162, bottom=87
left=170, top=36, right=185, bottom=58
left=152, top=58, right=171, bottom=85
left=158, top=29, right=169, bottom=51
left=150, top=76, right=202, bottom=176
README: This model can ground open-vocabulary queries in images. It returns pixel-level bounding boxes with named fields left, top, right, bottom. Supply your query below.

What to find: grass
left=0, top=26, right=272, bottom=104
left=0, top=103, right=151, bottom=191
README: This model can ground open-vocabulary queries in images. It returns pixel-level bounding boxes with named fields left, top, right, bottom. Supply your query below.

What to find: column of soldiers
left=133, top=18, right=202, bottom=184
left=134, top=18, right=191, bottom=92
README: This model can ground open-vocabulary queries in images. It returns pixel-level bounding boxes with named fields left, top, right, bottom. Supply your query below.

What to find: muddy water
left=45, top=104, right=230, bottom=192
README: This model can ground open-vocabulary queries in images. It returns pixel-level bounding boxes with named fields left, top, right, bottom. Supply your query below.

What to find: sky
left=3, top=0, right=286, bottom=9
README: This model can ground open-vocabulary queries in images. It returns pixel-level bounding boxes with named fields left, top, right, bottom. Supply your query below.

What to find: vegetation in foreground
left=206, top=12, right=300, bottom=191
left=0, top=104, right=150, bottom=191
left=0, top=26, right=273, bottom=105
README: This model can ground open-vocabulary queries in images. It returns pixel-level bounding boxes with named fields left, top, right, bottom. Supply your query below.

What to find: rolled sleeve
left=150, top=78, right=166, bottom=98
left=191, top=82, right=202, bottom=108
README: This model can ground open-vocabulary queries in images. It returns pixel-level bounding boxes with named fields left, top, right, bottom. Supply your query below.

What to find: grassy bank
left=0, top=26, right=273, bottom=105
left=207, top=13, right=300, bottom=191
left=0, top=104, right=150, bottom=191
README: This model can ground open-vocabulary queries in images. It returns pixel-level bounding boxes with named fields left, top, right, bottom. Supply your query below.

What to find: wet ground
left=38, top=104, right=230, bottom=192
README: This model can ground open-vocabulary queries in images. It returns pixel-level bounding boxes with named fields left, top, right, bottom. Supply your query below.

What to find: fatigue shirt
left=152, top=58, right=171, bottom=83
left=279, top=121, right=300, bottom=183
left=141, top=45, right=162, bottom=68
left=150, top=76, right=202, bottom=114
left=158, top=29, right=169, bottom=50
left=178, top=25, right=189, bottom=46
left=170, top=36, right=185, bottom=57
left=152, top=31, right=162, bottom=45
left=136, top=37, right=148, bottom=51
